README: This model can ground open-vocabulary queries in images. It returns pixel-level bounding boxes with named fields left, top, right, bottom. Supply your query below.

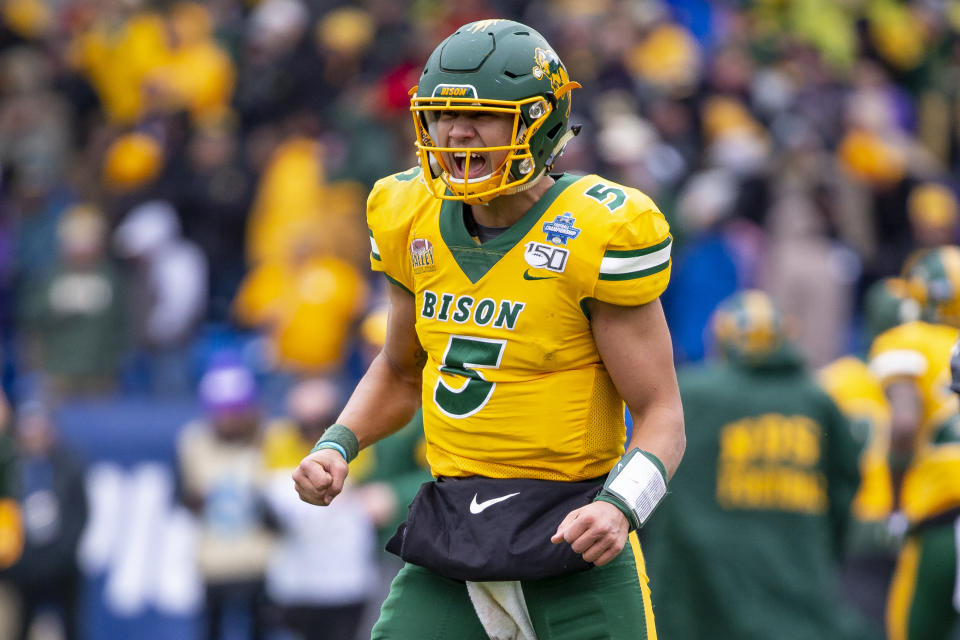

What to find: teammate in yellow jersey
left=884, top=340, right=960, bottom=640
left=818, top=277, right=912, bottom=628
left=293, top=19, right=684, bottom=639
left=865, top=246, right=960, bottom=639
left=869, top=248, right=960, bottom=457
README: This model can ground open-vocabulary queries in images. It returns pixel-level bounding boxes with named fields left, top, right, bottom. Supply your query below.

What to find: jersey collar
left=439, top=173, right=580, bottom=284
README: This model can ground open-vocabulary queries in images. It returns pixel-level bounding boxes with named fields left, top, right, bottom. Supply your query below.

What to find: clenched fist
left=292, top=449, right=350, bottom=506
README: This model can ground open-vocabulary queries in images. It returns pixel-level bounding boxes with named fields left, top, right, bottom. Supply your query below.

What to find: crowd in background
left=1, top=0, right=960, bottom=397
left=1, top=0, right=960, bottom=638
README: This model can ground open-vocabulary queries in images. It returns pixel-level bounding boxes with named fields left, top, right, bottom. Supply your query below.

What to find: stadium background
left=0, top=0, right=957, bottom=638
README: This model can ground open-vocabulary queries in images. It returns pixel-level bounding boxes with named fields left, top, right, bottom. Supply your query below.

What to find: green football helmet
left=863, top=277, right=916, bottom=343
left=903, top=245, right=960, bottom=327
left=410, top=19, right=581, bottom=204
left=711, top=290, right=790, bottom=362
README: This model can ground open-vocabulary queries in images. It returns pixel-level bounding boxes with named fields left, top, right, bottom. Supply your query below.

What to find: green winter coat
left=645, top=351, right=874, bottom=640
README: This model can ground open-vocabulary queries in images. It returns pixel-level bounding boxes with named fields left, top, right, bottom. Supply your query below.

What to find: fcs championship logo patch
left=542, top=213, right=581, bottom=246
left=410, top=238, right=436, bottom=274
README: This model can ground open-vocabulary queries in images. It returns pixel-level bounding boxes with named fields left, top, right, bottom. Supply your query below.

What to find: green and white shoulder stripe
left=369, top=228, right=381, bottom=261
left=599, top=236, right=672, bottom=281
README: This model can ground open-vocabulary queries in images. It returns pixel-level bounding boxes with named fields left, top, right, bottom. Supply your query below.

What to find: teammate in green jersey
left=645, top=290, right=871, bottom=640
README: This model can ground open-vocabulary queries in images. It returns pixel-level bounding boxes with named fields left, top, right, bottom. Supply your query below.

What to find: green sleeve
left=823, top=393, right=862, bottom=559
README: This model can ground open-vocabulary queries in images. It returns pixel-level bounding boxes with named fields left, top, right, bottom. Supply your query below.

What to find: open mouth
left=451, top=151, right=488, bottom=180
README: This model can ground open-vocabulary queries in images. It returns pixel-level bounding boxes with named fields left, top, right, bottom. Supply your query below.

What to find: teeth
left=453, top=152, right=483, bottom=159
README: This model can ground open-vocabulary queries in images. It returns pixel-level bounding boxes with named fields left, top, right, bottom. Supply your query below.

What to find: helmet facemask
left=411, top=93, right=557, bottom=204
left=409, top=19, right=581, bottom=204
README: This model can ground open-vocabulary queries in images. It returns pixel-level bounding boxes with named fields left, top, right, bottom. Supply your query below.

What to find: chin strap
left=498, top=172, right=546, bottom=197
left=544, top=124, right=582, bottom=171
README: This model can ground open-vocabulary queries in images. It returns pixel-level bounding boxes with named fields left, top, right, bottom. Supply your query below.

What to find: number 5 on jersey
left=434, top=335, right=507, bottom=418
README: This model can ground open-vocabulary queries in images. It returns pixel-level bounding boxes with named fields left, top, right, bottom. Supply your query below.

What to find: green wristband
left=594, top=448, right=668, bottom=531
left=311, top=424, right=359, bottom=463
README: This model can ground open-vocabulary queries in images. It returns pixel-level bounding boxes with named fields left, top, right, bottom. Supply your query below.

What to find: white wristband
left=605, top=449, right=667, bottom=528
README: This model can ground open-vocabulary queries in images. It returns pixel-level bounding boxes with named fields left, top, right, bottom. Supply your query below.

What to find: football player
left=872, top=247, right=960, bottom=639
left=818, top=278, right=912, bottom=626
left=293, top=19, right=684, bottom=639
left=869, top=247, right=960, bottom=455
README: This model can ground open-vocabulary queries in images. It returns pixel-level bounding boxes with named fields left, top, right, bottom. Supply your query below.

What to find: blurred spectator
left=592, top=91, right=687, bottom=197
left=67, top=2, right=234, bottom=127
left=645, top=290, right=871, bottom=640
left=837, top=59, right=941, bottom=280
left=233, top=0, right=312, bottom=130
left=233, top=246, right=368, bottom=377
left=0, top=46, right=72, bottom=205
left=101, top=132, right=165, bottom=197
left=142, top=2, right=236, bottom=127
left=662, top=168, right=755, bottom=363
left=67, top=7, right=169, bottom=126
left=4, top=400, right=87, bottom=640
left=626, top=20, right=701, bottom=100
left=243, top=134, right=326, bottom=267
left=261, top=377, right=378, bottom=640
left=167, top=121, right=254, bottom=322
left=114, top=199, right=207, bottom=396
left=176, top=359, right=274, bottom=640
left=906, top=181, right=959, bottom=249
left=17, top=203, right=125, bottom=398
left=762, top=190, right=857, bottom=368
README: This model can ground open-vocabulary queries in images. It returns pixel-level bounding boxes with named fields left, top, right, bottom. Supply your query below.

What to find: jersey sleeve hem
left=383, top=273, right=414, bottom=296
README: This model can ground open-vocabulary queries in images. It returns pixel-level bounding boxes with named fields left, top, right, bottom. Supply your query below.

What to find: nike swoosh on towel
left=469, top=492, right=521, bottom=514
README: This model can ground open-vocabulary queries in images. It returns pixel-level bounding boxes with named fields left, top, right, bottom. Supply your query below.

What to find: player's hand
left=550, top=501, right=629, bottom=566
left=292, top=449, right=350, bottom=506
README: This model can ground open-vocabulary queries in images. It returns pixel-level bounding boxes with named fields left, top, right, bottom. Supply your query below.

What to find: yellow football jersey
left=817, top=356, right=894, bottom=520
left=900, top=442, right=960, bottom=525
left=367, top=169, right=672, bottom=481
left=869, top=321, right=959, bottom=448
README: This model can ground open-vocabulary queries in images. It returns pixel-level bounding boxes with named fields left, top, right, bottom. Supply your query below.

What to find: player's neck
left=469, top=175, right=556, bottom=228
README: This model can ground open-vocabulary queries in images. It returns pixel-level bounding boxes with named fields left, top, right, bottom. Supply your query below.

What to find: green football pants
left=371, top=532, right=657, bottom=639
left=887, top=520, right=959, bottom=640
